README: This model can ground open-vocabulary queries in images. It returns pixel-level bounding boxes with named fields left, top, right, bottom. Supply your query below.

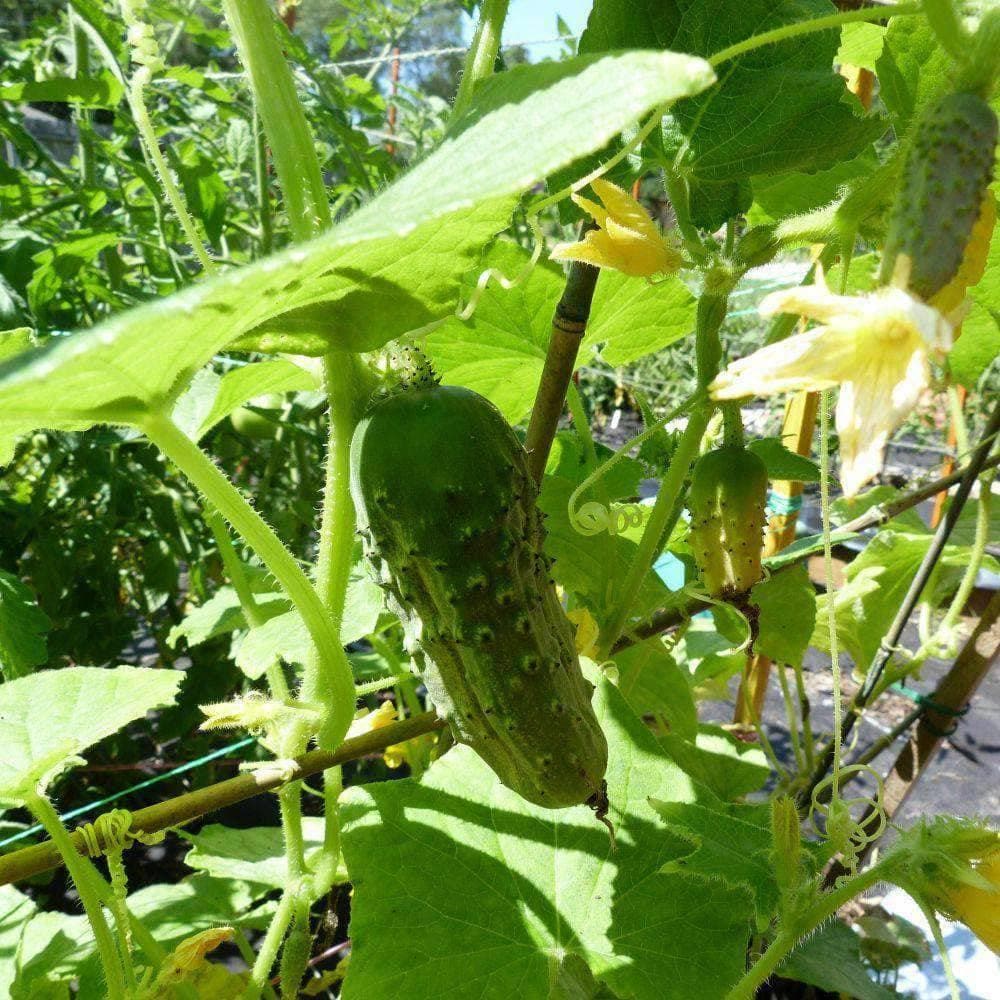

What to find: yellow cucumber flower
left=346, top=700, right=397, bottom=740
left=710, top=265, right=953, bottom=497
left=566, top=607, right=600, bottom=659
left=550, top=179, right=683, bottom=278
left=945, top=851, right=1000, bottom=953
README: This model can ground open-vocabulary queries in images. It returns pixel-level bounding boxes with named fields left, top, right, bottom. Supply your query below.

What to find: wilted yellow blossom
left=550, top=179, right=683, bottom=277
left=140, top=927, right=247, bottom=999
left=931, top=192, right=996, bottom=313
left=710, top=268, right=953, bottom=497
left=566, top=607, right=600, bottom=659
left=346, top=700, right=397, bottom=740
left=945, top=851, right=1000, bottom=953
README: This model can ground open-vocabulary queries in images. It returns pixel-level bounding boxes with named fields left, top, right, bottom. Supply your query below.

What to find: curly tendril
left=573, top=500, right=651, bottom=536
left=678, top=584, right=754, bottom=654
left=567, top=389, right=703, bottom=535
left=77, top=809, right=165, bottom=958
left=807, top=764, right=889, bottom=882
left=78, top=807, right=165, bottom=859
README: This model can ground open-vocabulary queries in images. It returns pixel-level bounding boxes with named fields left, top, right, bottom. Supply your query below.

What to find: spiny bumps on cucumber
left=687, top=447, right=768, bottom=599
left=881, top=91, right=998, bottom=300
left=349, top=368, right=608, bottom=810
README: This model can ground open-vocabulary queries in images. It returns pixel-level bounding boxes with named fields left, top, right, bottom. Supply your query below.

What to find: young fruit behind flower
left=550, top=178, right=683, bottom=278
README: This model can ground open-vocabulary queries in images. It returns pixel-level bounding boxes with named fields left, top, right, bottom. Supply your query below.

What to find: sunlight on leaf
left=340, top=681, right=752, bottom=999
left=0, top=666, right=181, bottom=805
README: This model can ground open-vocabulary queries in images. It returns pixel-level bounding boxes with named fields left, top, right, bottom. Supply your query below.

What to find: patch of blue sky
left=461, top=0, right=592, bottom=61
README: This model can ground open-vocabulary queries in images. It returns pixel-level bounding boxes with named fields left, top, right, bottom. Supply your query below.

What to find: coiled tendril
left=77, top=809, right=165, bottom=956
left=807, top=764, right=889, bottom=882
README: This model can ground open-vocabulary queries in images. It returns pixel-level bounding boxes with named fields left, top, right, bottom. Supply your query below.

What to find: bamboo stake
left=524, top=242, right=600, bottom=482
left=824, top=591, right=1000, bottom=884
left=0, top=713, right=445, bottom=888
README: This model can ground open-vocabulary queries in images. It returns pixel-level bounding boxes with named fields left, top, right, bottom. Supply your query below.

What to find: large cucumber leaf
left=341, top=680, right=754, bottom=1000
left=0, top=50, right=714, bottom=438
left=579, top=0, right=887, bottom=228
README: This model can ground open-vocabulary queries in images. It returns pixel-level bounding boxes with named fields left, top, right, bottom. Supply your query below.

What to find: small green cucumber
left=881, top=91, right=998, bottom=299
left=350, top=379, right=608, bottom=809
left=687, top=446, right=768, bottom=599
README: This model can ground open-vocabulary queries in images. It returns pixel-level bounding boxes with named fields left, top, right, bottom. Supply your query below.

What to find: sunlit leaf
left=341, top=682, right=752, bottom=999
left=0, top=666, right=181, bottom=805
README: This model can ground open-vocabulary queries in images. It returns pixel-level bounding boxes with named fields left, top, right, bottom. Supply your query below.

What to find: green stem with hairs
left=452, top=0, right=510, bottom=119
left=208, top=507, right=290, bottom=698
left=598, top=288, right=730, bottom=656
left=26, top=791, right=126, bottom=1000
left=922, top=0, right=970, bottom=60
left=722, top=402, right=744, bottom=448
left=726, top=859, right=892, bottom=999
left=710, top=4, right=923, bottom=68
left=125, top=67, right=216, bottom=273
left=219, top=8, right=377, bottom=988
left=244, top=888, right=298, bottom=999
left=207, top=509, right=265, bottom=627
left=938, top=470, right=992, bottom=637
left=313, top=355, right=375, bottom=654
left=598, top=402, right=710, bottom=657
left=221, top=0, right=331, bottom=241
left=917, top=898, right=962, bottom=1000
left=141, top=413, right=355, bottom=750
left=253, top=106, right=274, bottom=256
left=238, top=783, right=309, bottom=998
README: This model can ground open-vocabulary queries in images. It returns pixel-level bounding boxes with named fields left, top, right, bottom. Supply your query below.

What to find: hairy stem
left=26, top=791, right=126, bottom=1000
left=128, top=77, right=217, bottom=272
left=598, top=288, right=729, bottom=655
left=599, top=404, right=710, bottom=657
left=253, top=105, right=274, bottom=256
left=452, top=0, right=511, bottom=119
left=246, top=887, right=298, bottom=998
left=726, top=860, right=890, bottom=999
left=141, top=413, right=355, bottom=750
left=710, top=4, right=922, bottom=68
left=221, top=0, right=331, bottom=241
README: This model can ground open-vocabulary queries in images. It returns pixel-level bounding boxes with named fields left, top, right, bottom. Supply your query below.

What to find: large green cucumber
left=687, top=446, right=768, bottom=599
left=881, top=91, right=998, bottom=299
left=350, top=381, right=608, bottom=809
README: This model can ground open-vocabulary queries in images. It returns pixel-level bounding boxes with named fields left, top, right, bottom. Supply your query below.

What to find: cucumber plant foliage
left=0, top=2, right=998, bottom=999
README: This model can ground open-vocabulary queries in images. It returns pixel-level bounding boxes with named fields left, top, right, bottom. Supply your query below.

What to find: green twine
left=0, top=737, right=256, bottom=850
left=889, top=682, right=969, bottom=718
left=766, top=490, right=804, bottom=516
left=889, top=682, right=969, bottom=738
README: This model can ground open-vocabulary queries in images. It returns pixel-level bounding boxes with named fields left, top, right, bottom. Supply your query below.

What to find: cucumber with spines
left=687, top=447, right=768, bottom=599
left=881, top=91, right=998, bottom=299
left=350, top=376, right=608, bottom=810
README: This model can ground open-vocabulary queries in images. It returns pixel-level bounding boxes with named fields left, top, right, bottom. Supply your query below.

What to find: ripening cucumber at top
left=687, top=446, right=768, bottom=599
left=881, top=90, right=998, bottom=300
left=349, top=361, right=608, bottom=810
